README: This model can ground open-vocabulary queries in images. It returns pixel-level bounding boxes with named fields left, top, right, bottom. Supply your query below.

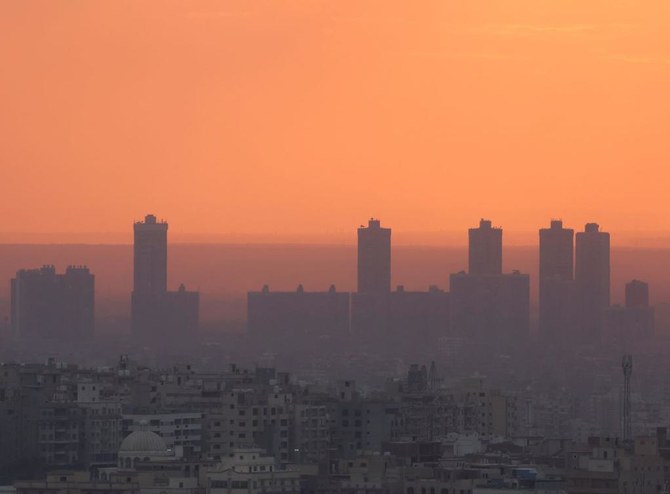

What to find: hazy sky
left=2, top=1, right=669, bottom=242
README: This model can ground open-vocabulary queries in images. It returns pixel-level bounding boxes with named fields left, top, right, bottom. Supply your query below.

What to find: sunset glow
left=2, top=1, right=670, bottom=242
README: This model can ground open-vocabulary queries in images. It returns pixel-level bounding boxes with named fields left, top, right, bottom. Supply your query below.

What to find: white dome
left=119, top=430, right=168, bottom=454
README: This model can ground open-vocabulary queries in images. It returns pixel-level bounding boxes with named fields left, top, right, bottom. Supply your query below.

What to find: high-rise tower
left=451, top=219, right=529, bottom=346
left=539, top=220, right=575, bottom=339
left=625, top=280, right=649, bottom=308
left=468, top=219, right=502, bottom=275
left=357, top=218, right=391, bottom=293
left=604, top=280, right=654, bottom=346
left=575, top=223, right=610, bottom=342
left=131, top=214, right=199, bottom=341
left=540, top=220, right=574, bottom=281
left=133, top=214, right=168, bottom=295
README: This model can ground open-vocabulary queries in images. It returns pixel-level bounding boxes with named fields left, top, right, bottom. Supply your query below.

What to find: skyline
left=3, top=216, right=670, bottom=320
left=2, top=223, right=670, bottom=247
left=5, top=1, right=670, bottom=488
left=2, top=0, right=670, bottom=239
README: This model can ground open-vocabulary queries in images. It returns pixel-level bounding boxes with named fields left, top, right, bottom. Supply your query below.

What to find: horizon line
left=3, top=229, right=670, bottom=248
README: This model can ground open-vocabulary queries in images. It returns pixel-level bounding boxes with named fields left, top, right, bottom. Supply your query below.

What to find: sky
left=1, top=0, right=670, bottom=244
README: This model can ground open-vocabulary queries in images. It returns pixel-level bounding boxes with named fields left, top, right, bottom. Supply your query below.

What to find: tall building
left=468, top=219, right=502, bottom=275
left=357, top=218, right=391, bottom=294
left=575, top=223, right=610, bottom=342
left=133, top=214, right=168, bottom=295
left=605, top=280, right=654, bottom=348
left=10, top=265, right=95, bottom=340
left=539, top=220, right=576, bottom=340
left=625, top=279, right=649, bottom=308
left=449, top=220, right=529, bottom=346
left=450, top=220, right=529, bottom=347
left=131, top=214, right=199, bottom=340
left=539, top=220, right=574, bottom=281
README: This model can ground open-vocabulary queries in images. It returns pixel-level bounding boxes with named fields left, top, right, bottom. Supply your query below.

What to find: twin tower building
left=540, top=220, right=653, bottom=346
left=249, top=218, right=650, bottom=348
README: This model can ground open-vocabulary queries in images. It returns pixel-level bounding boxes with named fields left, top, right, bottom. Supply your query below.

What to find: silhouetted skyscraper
left=605, top=280, right=654, bottom=347
left=468, top=219, right=502, bottom=275
left=539, top=220, right=575, bottom=339
left=357, top=218, right=391, bottom=293
left=133, top=214, right=168, bottom=295
left=131, top=214, right=199, bottom=340
left=540, top=220, right=574, bottom=281
left=625, top=280, right=649, bottom=308
left=11, top=265, right=95, bottom=340
left=575, top=223, right=610, bottom=342
left=451, top=220, right=529, bottom=347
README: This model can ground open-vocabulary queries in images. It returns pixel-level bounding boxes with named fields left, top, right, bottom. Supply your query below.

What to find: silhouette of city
left=0, top=214, right=667, bottom=494
left=3, top=1, right=670, bottom=491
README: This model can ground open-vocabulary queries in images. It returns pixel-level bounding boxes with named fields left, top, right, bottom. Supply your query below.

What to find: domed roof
left=119, top=430, right=168, bottom=454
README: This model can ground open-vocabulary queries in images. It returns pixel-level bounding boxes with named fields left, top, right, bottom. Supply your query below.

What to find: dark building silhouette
left=451, top=220, right=529, bottom=346
left=357, top=218, right=391, bottom=294
left=350, top=291, right=389, bottom=342
left=10, top=265, right=94, bottom=340
left=353, top=218, right=392, bottom=343
left=468, top=219, right=502, bottom=275
left=248, top=219, right=450, bottom=352
left=625, top=279, right=649, bottom=308
left=346, top=283, right=452, bottom=351
left=133, top=214, right=168, bottom=295
left=131, top=214, right=199, bottom=340
left=605, top=280, right=654, bottom=348
left=247, top=284, right=350, bottom=342
left=133, top=284, right=200, bottom=340
left=539, top=220, right=576, bottom=341
left=449, top=271, right=530, bottom=344
left=387, top=285, right=450, bottom=348
left=575, top=223, right=610, bottom=343
left=540, top=220, right=574, bottom=283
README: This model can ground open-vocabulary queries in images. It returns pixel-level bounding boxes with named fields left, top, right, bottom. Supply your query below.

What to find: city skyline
left=1, top=215, right=665, bottom=297
left=3, top=219, right=670, bottom=247
left=4, top=2, right=670, bottom=490
left=3, top=214, right=654, bottom=334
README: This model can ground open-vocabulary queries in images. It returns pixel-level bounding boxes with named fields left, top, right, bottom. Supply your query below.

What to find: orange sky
left=1, top=0, right=670, bottom=244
